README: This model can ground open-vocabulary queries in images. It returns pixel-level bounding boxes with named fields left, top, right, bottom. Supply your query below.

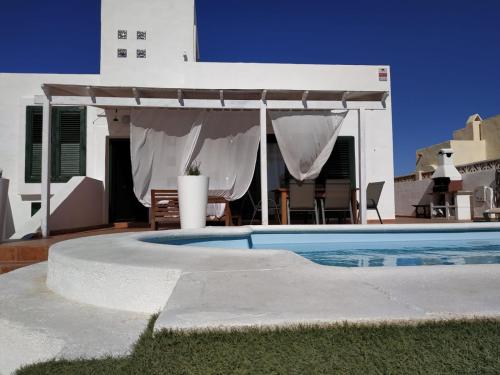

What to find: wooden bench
left=150, top=189, right=232, bottom=230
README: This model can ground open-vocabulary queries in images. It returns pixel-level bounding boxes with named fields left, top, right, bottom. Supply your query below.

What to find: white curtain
left=130, top=109, right=260, bottom=207
left=187, top=110, right=260, bottom=200
left=270, top=110, right=348, bottom=181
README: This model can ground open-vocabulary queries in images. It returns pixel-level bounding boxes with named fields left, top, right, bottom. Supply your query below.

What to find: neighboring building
left=416, top=114, right=500, bottom=175
left=395, top=113, right=500, bottom=218
left=0, top=0, right=395, bottom=239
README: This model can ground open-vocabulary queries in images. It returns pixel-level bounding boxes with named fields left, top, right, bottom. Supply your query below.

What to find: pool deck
left=0, top=217, right=475, bottom=274
left=158, top=263, right=500, bottom=329
left=0, top=263, right=149, bottom=375
left=2, top=223, right=500, bottom=372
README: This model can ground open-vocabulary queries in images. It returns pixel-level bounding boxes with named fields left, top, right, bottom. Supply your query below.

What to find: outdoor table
left=274, top=187, right=359, bottom=225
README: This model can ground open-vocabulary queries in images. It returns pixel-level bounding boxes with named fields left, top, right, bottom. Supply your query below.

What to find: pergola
left=40, top=83, right=390, bottom=237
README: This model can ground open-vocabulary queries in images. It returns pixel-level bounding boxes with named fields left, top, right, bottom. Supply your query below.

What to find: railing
left=395, top=158, right=500, bottom=183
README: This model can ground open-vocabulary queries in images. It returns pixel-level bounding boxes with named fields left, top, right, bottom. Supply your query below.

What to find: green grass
left=18, top=316, right=500, bottom=374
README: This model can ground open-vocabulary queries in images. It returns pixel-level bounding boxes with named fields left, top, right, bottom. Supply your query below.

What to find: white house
left=0, top=0, right=395, bottom=240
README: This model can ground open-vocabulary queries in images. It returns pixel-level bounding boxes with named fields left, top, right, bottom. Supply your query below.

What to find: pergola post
left=41, top=95, right=52, bottom=237
left=358, top=108, right=367, bottom=224
left=260, top=103, right=269, bottom=225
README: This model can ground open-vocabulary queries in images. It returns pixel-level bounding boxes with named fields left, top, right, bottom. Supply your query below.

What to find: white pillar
left=41, top=96, right=52, bottom=237
left=358, top=108, right=367, bottom=225
left=260, top=104, right=269, bottom=225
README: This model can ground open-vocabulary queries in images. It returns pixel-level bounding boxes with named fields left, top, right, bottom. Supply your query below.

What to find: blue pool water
left=146, top=229, right=500, bottom=267
left=253, top=239, right=500, bottom=267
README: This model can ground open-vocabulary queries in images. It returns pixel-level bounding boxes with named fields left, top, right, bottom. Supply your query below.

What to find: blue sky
left=1, top=0, right=499, bottom=175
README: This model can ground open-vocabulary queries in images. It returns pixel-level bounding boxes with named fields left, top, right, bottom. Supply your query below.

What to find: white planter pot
left=177, top=175, right=209, bottom=229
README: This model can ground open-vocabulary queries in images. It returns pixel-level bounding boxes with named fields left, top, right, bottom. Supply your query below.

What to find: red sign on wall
left=378, top=68, right=388, bottom=81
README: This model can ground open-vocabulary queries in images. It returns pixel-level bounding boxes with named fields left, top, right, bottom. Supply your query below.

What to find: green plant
left=185, top=161, right=201, bottom=176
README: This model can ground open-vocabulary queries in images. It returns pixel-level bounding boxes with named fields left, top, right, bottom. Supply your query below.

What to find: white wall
left=48, top=177, right=105, bottom=232
left=365, top=106, right=395, bottom=220
left=0, top=73, right=100, bottom=236
left=394, top=179, right=433, bottom=217
left=395, top=170, right=496, bottom=218
left=100, top=0, right=197, bottom=85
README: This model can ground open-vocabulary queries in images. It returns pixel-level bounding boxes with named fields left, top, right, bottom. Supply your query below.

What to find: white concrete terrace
left=3, top=223, right=500, bottom=371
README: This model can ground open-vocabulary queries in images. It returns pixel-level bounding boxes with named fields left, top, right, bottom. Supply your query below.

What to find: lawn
left=18, top=316, right=500, bottom=374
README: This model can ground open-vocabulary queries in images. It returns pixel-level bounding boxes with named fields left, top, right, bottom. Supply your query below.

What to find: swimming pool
left=149, top=226, right=500, bottom=267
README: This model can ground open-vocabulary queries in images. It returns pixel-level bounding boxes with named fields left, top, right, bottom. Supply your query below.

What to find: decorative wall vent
left=117, top=49, right=127, bottom=58
left=117, top=30, right=127, bottom=39
left=137, top=31, right=147, bottom=40
left=137, top=49, right=147, bottom=59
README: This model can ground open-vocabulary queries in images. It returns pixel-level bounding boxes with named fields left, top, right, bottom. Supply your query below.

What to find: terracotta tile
left=0, top=260, right=42, bottom=274
left=0, top=248, right=17, bottom=262
left=15, top=247, right=48, bottom=261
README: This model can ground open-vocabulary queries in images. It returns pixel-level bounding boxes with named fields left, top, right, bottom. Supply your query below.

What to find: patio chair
left=287, top=179, right=320, bottom=224
left=365, top=181, right=385, bottom=224
left=151, top=190, right=232, bottom=230
left=321, top=179, right=353, bottom=224
left=150, top=190, right=180, bottom=230
left=249, top=191, right=281, bottom=225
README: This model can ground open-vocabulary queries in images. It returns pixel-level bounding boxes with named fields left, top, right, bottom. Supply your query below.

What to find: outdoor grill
left=432, top=177, right=451, bottom=193
left=432, top=177, right=463, bottom=193
left=431, top=148, right=463, bottom=193
left=429, top=148, right=468, bottom=219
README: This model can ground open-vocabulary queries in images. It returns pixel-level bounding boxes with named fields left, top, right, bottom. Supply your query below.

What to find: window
left=25, top=106, right=86, bottom=183
left=117, top=30, right=127, bottom=39
left=136, top=49, right=146, bottom=58
left=317, top=136, right=356, bottom=187
left=117, top=48, right=127, bottom=58
left=137, top=31, right=146, bottom=40
left=25, top=107, right=43, bottom=182
left=31, top=202, right=41, bottom=216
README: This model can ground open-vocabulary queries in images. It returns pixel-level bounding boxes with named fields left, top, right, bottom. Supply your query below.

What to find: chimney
left=431, top=148, right=462, bottom=181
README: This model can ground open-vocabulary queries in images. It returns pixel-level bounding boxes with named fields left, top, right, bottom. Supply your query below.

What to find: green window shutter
left=25, top=106, right=43, bottom=183
left=52, top=107, right=86, bottom=182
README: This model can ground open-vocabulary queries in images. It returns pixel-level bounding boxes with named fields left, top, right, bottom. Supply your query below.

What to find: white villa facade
left=0, top=0, right=395, bottom=239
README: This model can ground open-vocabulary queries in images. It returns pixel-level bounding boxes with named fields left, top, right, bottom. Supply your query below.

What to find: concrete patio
left=2, top=223, right=500, bottom=373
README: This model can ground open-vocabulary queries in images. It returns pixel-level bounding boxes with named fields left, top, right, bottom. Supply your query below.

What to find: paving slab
left=156, top=264, right=427, bottom=330
left=0, top=263, right=149, bottom=375
left=351, top=265, right=500, bottom=317
left=156, top=261, right=500, bottom=331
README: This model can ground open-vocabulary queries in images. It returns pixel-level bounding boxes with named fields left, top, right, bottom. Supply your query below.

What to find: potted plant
left=177, top=161, right=209, bottom=229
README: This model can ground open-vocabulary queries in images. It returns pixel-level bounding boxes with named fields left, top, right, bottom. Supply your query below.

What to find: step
left=0, top=245, right=48, bottom=262
left=0, top=260, right=43, bottom=275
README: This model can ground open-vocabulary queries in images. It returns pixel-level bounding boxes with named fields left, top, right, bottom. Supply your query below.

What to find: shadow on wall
left=4, top=198, right=15, bottom=239
left=9, top=177, right=105, bottom=240
left=48, top=178, right=105, bottom=232
left=417, top=182, right=434, bottom=205
left=394, top=179, right=433, bottom=217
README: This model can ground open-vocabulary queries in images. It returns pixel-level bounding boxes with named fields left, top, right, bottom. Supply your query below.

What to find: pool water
left=252, top=239, right=500, bottom=267
left=147, top=229, right=500, bottom=268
